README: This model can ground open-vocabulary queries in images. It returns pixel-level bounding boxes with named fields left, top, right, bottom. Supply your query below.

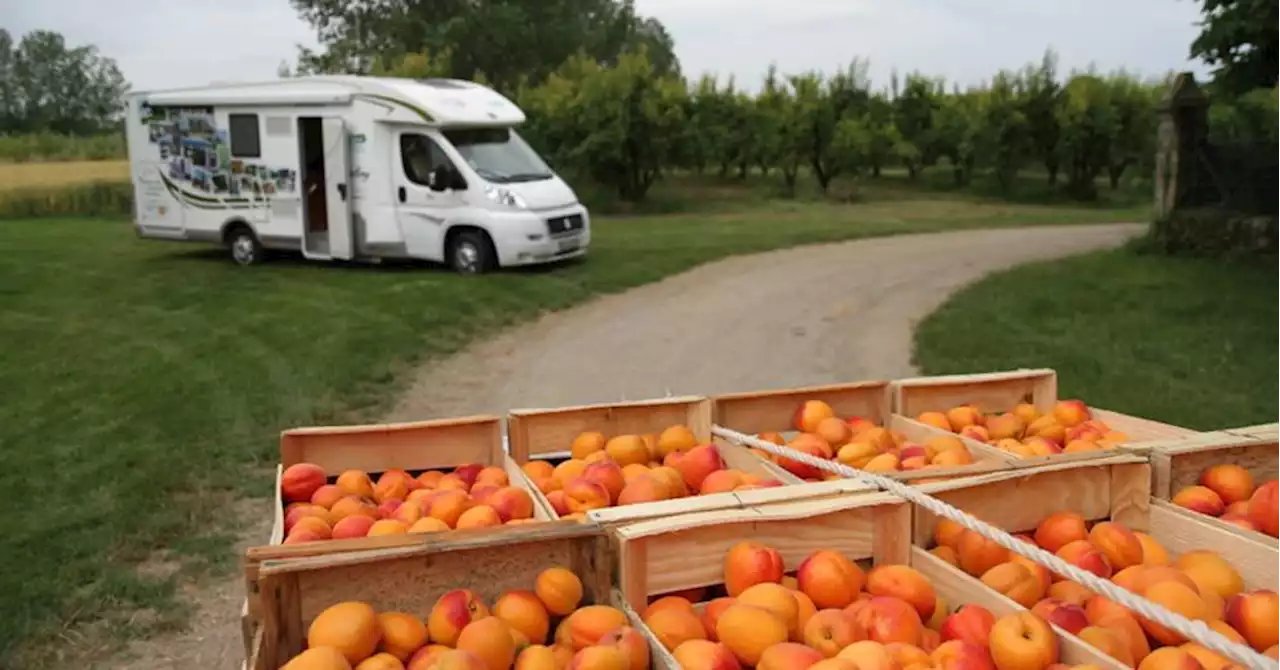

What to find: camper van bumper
left=490, top=209, right=590, bottom=267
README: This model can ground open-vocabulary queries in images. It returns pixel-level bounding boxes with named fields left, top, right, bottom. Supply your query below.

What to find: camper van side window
left=400, top=133, right=455, bottom=186
left=228, top=114, right=261, bottom=158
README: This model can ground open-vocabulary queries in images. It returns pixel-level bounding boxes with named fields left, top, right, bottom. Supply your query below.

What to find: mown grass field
left=0, top=160, right=129, bottom=190
left=0, top=175, right=1148, bottom=665
left=914, top=247, right=1279, bottom=430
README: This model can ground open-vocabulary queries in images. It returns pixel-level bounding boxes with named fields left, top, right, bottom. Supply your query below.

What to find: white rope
left=712, top=425, right=1278, bottom=670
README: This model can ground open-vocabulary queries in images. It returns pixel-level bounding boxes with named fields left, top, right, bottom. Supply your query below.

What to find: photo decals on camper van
left=140, top=105, right=296, bottom=205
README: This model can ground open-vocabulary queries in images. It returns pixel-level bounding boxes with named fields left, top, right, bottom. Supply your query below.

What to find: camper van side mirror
left=428, top=165, right=451, bottom=192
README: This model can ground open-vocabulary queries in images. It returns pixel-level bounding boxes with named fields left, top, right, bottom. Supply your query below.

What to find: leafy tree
left=1057, top=74, right=1117, bottom=199
left=891, top=72, right=943, bottom=178
left=1190, top=0, right=1278, bottom=96
left=755, top=68, right=807, bottom=196
left=932, top=90, right=983, bottom=185
left=863, top=92, right=898, bottom=177
left=1208, top=86, right=1279, bottom=143
left=1020, top=50, right=1064, bottom=185
left=976, top=72, right=1032, bottom=192
left=0, top=29, right=128, bottom=135
left=1103, top=73, right=1160, bottom=189
left=291, top=0, right=677, bottom=92
left=518, top=50, right=684, bottom=201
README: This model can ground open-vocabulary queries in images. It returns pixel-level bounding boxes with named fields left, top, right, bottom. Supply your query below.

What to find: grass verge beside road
left=914, top=248, right=1279, bottom=430
left=0, top=187, right=1143, bottom=665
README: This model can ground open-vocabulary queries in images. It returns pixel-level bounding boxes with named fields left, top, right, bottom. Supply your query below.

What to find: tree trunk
left=781, top=167, right=798, bottom=198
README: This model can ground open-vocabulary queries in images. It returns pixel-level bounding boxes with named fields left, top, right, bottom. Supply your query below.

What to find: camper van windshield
left=443, top=128, right=553, bottom=184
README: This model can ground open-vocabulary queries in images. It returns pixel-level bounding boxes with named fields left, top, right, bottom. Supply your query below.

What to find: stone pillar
left=1153, top=73, right=1210, bottom=219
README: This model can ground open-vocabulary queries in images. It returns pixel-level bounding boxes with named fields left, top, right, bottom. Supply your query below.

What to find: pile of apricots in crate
left=640, top=539, right=1079, bottom=670
left=1171, top=464, right=1279, bottom=537
left=519, top=424, right=783, bottom=516
left=751, top=399, right=979, bottom=478
left=916, top=400, right=1127, bottom=458
left=929, top=511, right=1279, bottom=668
left=281, top=566, right=648, bottom=670
left=279, top=463, right=538, bottom=543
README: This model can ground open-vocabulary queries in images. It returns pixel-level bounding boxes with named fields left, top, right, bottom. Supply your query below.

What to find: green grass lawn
left=0, top=181, right=1145, bottom=664
left=914, top=248, right=1279, bottom=430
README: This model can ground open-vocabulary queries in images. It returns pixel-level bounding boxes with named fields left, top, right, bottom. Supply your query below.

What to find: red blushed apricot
left=724, top=541, right=784, bottom=597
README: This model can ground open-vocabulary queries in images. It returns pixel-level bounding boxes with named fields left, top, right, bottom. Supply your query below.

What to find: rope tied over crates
left=711, top=424, right=1278, bottom=670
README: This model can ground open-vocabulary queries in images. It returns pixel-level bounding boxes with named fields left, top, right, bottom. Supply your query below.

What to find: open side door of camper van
left=322, top=118, right=354, bottom=260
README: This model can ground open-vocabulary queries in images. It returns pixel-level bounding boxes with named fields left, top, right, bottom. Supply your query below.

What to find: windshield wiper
left=473, top=166, right=512, bottom=183
left=504, top=172, right=553, bottom=183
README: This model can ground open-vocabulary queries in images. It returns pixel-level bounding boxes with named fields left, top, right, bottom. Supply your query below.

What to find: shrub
left=1144, top=207, right=1277, bottom=256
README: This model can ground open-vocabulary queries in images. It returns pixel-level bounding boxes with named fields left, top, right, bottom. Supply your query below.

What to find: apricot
left=797, top=549, right=866, bottom=609
left=1134, top=532, right=1169, bottom=566
left=701, top=597, right=735, bottom=642
left=1088, top=522, right=1144, bottom=571
left=375, top=612, right=428, bottom=662
left=957, top=530, right=1010, bottom=578
left=284, top=647, right=356, bottom=670
left=988, top=611, right=1058, bottom=670
left=668, top=444, right=727, bottom=491
left=1033, top=512, right=1088, bottom=553
left=1046, top=582, right=1093, bottom=607
left=795, top=400, right=837, bottom=433
left=1175, top=550, right=1244, bottom=600
left=804, top=608, right=860, bottom=658
left=407, top=517, right=449, bottom=534
left=1031, top=599, right=1088, bottom=635
left=1225, top=589, right=1280, bottom=651
left=1173, top=486, right=1226, bottom=517
left=599, top=627, right=650, bottom=670
left=853, top=596, right=924, bottom=646
left=701, top=470, right=746, bottom=495
left=737, top=583, right=800, bottom=634
left=918, top=412, right=953, bottom=432
left=945, top=406, right=984, bottom=432
left=1077, top=626, right=1133, bottom=667
left=1056, top=540, right=1112, bottom=579
left=1180, top=643, right=1233, bottom=670
left=930, top=546, right=960, bottom=568
left=1199, top=464, right=1255, bottom=505
left=717, top=604, right=789, bottom=666
left=522, top=460, right=555, bottom=480
left=602, top=435, right=648, bottom=468
left=1009, top=555, right=1052, bottom=597
left=332, top=495, right=380, bottom=522
left=1139, top=580, right=1210, bottom=645
left=985, top=414, right=1026, bottom=441
left=555, top=606, right=628, bottom=651
left=425, top=490, right=471, bottom=528
left=1094, top=612, right=1150, bottom=665
left=644, top=606, right=708, bottom=651
left=1053, top=400, right=1091, bottom=428
left=758, top=642, right=825, bottom=670
left=934, top=519, right=967, bottom=551
left=671, top=639, right=742, bottom=670
left=530, top=567, right=582, bottom=617
left=1136, top=648, right=1201, bottom=670
left=725, top=541, right=785, bottom=597
left=367, top=519, right=408, bottom=536
left=427, top=589, right=489, bottom=647
left=570, top=432, right=607, bottom=459
left=839, top=640, right=900, bottom=670
left=867, top=565, right=936, bottom=620
left=939, top=604, right=995, bottom=649
left=283, top=463, right=328, bottom=503
left=308, top=601, right=380, bottom=664
left=814, top=417, right=853, bottom=449
left=981, top=563, right=1044, bottom=608
left=1248, top=480, right=1279, bottom=536
left=1025, top=415, right=1066, bottom=444
left=563, top=478, right=611, bottom=513
left=311, top=484, right=347, bottom=509
left=290, top=515, right=333, bottom=541
left=777, top=433, right=833, bottom=479
left=457, top=616, right=516, bottom=670
left=648, top=466, right=689, bottom=498
left=356, top=653, right=405, bottom=670
left=491, top=590, right=550, bottom=646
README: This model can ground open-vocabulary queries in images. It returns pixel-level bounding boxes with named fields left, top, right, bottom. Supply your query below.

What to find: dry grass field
left=0, top=160, right=129, bottom=191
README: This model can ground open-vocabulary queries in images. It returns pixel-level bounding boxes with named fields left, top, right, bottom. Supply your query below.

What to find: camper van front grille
left=546, top=214, right=584, bottom=235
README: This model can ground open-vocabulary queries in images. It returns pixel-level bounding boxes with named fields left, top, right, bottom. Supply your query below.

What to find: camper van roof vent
left=419, top=78, right=471, bottom=89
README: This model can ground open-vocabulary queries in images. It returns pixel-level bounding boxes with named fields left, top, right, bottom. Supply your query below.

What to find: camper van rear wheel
left=449, top=230, right=496, bottom=274
left=226, top=226, right=263, bottom=266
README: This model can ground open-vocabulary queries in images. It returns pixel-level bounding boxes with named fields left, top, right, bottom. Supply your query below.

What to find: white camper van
left=125, top=76, right=589, bottom=273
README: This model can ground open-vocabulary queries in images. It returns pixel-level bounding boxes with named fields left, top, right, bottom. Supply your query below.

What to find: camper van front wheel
left=448, top=230, right=496, bottom=274
left=226, top=226, right=263, bottom=266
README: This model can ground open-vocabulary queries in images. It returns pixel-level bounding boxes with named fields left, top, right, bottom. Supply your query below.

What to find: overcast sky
left=6, top=0, right=1209, bottom=91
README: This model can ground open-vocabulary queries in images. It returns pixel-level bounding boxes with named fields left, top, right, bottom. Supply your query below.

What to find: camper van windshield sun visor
left=443, top=127, right=553, bottom=184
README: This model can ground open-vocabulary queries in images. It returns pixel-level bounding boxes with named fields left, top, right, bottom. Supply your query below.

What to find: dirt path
left=109, top=222, right=1141, bottom=669
left=388, top=223, right=1143, bottom=419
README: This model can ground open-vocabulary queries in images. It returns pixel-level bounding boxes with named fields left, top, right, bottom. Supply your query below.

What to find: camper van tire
left=447, top=228, right=496, bottom=274
left=224, top=224, right=263, bottom=266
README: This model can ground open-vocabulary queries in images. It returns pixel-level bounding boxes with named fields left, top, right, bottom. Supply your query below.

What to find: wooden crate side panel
left=614, top=495, right=907, bottom=610
left=1151, top=439, right=1279, bottom=499
left=892, top=369, right=1057, bottom=417
left=1225, top=423, right=1280, bottom=441
left=508, top=397, right=712, bottom=461
left=1093, top=408, right=1199, bottom=444
left=912, top=462, right=1152, bottom=546
left=711, top=380, right=892, bottom=434
left=502, top=454, right=556, bottom=521
left=1148, top=500, right=1279, bottom=591
left=912, top=548, right=1128, bottom=670
left=279, top=416, right=503, bottom=471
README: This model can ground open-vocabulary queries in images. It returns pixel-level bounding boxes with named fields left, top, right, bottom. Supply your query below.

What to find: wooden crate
left=247, top=522, right=654, bottom=670
left=612, top=493, right=1129, bottom=670
left=507, top=395, right=833, bottom=525
left=890, top=369, right=1199, bottom=467
left=1147, top=431, right=1279, bottom=548
left=711, top=381, right=1010, bottom=483
left=242, top=416, right=555, bottom=660
left=910, top=455, right=1277, bottom=666
left=1224, top=422, right=1279, bottom=442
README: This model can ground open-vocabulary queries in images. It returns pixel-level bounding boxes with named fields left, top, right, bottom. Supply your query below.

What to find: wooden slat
left=1148, top=433, right=1279, bottom=499
left=891, top=369, right=1058, bottom=417
left=710, top=379, right=893, bottom=433
left=507, top=396, right=713, bottom=461
left=279, top=415, right=503, bottom=471
left=1149, top=500, right=1279, bottom=591
left=1092, top=408, right=1199, bottom=445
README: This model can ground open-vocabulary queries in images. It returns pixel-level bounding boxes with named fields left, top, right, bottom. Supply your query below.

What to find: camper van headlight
left=484, top=185, right=527, bottom=210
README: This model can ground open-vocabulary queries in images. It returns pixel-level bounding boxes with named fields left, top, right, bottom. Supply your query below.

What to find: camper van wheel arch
left=222, top=223, right=263, bottom=266
left=445, top=226, right=496, bottom=274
